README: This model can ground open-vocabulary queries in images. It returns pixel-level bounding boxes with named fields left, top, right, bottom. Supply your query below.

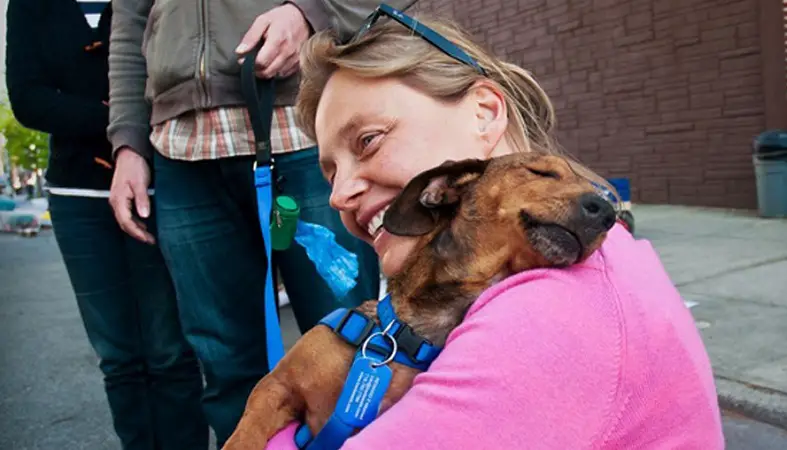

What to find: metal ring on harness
left=361, top=320, right=398, bottom=368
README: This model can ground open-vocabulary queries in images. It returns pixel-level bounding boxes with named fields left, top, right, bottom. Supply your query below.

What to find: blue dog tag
left=334, top=357, right=393, bottom=429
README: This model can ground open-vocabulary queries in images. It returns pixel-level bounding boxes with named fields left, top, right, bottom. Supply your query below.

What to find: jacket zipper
left=197, top=0, right=209, bottom=107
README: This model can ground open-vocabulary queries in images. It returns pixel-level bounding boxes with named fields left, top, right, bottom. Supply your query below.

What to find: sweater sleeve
left=5, top=0, right=109, bottom=138
left=107, top=0, right=155, bottom=160
left=340, top=276, right=624, bottom=450
left=266, top=271, right=625, bottom=450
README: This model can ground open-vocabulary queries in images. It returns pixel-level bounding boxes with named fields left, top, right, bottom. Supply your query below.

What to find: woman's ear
left=469, top=80, right=508, bottom=156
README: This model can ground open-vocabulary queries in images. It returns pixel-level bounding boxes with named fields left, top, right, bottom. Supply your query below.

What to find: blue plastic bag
left=293, top=220, right=359, bottom=299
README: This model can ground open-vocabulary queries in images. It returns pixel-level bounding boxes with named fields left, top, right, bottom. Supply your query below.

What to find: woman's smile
left=372, top=227, right=392, bottom=254
left=358, top=203, right=391, bottom=241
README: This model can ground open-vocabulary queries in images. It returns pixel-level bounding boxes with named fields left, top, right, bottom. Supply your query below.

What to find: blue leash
left=240, top=42, right=364, bottom=371
left=241, top=42, right=285, bottom=370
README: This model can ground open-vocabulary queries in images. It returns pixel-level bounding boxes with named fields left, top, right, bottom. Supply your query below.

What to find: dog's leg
left=223, top=301, right=380, bottom=449
left=222, top=374, right=304, bottom=450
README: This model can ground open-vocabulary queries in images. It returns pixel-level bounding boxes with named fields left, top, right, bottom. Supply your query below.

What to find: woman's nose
left=329, top=177, right=367, bottom=211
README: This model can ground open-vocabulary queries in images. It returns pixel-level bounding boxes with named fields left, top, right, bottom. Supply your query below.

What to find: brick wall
left=412, top=0, right=769, bottom=208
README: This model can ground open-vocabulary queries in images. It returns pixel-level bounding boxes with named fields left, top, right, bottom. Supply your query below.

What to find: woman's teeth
left=367, top=206, right=389, bottom=238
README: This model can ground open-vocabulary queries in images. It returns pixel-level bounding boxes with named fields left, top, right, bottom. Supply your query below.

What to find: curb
left=715, top=375, right=787, bottom=430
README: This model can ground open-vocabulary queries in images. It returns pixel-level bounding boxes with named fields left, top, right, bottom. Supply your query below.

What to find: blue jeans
left=48, top=194, right=208, bottom=450
left=153, top=147, right=380, bottom=446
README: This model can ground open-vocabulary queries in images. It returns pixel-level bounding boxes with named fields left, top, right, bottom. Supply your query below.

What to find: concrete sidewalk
left=631, top=205, right=787, bottom=429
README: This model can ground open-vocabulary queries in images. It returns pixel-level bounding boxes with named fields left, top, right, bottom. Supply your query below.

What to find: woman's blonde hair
left=295, top=14, right=618, bottom=201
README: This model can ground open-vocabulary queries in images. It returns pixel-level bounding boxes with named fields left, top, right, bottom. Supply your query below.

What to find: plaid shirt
left=150, top=106, right=315, bottom=160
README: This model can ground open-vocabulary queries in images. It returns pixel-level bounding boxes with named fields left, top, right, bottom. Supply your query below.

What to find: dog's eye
left=528, top=168, right=560, bottom=179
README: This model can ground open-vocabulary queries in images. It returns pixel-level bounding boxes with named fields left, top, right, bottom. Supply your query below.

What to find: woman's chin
left=380, top=253, right=405, bottom=278
left=374, top=230, right=417, bottom=278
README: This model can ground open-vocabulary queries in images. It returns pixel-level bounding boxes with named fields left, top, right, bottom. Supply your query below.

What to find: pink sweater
left=267, top=225, right=724, bottom=449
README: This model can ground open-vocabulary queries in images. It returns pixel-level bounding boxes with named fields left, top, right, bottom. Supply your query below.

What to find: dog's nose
left=578, top=193, right=616, bottom=231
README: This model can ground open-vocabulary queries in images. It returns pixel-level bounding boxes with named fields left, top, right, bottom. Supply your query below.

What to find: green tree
left=0, top=101, right=50, bottom=170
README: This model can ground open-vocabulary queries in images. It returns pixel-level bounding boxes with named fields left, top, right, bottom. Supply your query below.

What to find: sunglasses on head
left=346, top=2, right=488, bottom=76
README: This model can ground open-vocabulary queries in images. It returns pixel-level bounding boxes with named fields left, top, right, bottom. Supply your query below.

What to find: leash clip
left=252, top=156, right=276, bottom=172
left=274, top=209, right=283, bottom=228
left=361, top=320, right=398, bottom=368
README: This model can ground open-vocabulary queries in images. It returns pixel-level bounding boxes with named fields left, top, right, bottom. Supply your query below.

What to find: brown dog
left=222, top=152, right=617, bottom=449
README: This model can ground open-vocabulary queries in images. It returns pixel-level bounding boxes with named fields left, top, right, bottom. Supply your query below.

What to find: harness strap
left=320, top=308, right=376, bottom=348
left=294, top=423, right=315, bottom=449
left=377, top=297, right=442, bottom=367
left=240, top=42, right=285, bottom=370
left=295, top=296, right=444, bottom=450
left=294, top=411, right=356, bottom=450
left=318, top=296, right=440, bottom=371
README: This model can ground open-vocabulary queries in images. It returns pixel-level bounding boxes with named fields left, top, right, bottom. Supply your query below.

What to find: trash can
left=752, top=130, right=787, bottom=218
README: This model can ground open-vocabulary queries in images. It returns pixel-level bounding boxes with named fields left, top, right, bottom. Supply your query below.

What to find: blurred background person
left=5, top=1, right=208, bottom=448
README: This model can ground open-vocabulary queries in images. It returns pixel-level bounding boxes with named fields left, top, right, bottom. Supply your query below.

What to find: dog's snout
left=579, top=193, right=616, bottom=231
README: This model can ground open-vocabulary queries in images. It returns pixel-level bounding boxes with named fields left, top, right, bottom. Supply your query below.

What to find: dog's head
left=383, top=153, right=617, bottom=282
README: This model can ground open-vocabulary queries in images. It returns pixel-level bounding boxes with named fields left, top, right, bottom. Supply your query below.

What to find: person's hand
left=109, top=147, right=155, bottom=244
left=235, top=4, right=310, bottom=79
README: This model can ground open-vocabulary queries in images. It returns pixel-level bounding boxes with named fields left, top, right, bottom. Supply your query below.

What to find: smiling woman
left=296, top=16, right=614, bottom=277
left=261, top=5, right=725, bottom=450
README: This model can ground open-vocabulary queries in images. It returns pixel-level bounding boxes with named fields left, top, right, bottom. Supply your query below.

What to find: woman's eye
left=359, top=130, right=388, bottom=152
left=360, top=133, right=378, bottom=149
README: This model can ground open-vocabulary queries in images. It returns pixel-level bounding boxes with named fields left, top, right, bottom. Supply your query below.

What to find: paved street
left=1, top=207, right=786, bottom=449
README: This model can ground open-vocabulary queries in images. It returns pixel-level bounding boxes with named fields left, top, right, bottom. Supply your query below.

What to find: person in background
left=5, top=1, right=208, bottom=449
left=107, top=1, right=418, bottom=445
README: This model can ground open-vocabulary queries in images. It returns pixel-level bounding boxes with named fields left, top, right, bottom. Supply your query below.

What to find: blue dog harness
left=293, top=295, right=443, bottom=449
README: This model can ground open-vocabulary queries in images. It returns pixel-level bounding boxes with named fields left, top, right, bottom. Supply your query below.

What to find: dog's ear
left=383, top=158, right=490, bottom=236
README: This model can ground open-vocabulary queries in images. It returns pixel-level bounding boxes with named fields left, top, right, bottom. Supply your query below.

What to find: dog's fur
left=222, top=153, right=617, bottom=449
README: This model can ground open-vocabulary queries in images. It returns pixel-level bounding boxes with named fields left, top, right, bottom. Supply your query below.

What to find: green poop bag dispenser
left=271, top=196, right=300, bottom=251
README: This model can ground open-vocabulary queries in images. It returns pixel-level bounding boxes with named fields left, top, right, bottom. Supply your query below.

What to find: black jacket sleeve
left=5, top=0, right=109, bottom=138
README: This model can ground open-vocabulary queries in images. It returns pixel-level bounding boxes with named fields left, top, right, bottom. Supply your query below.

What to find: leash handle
left=241, top=42, right=276, bottom=167
left=241, top=40, right=285, bottom=370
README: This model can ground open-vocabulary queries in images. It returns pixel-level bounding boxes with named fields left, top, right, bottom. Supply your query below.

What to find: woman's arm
left=339, top=275, right=625, bottom=449
left=266, top=271, right=625, bottom=449
left=5, top=0, right=109, bottom=138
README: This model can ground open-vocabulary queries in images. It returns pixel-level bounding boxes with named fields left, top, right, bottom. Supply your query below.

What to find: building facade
left=414, top=0, right=786, bottom=209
